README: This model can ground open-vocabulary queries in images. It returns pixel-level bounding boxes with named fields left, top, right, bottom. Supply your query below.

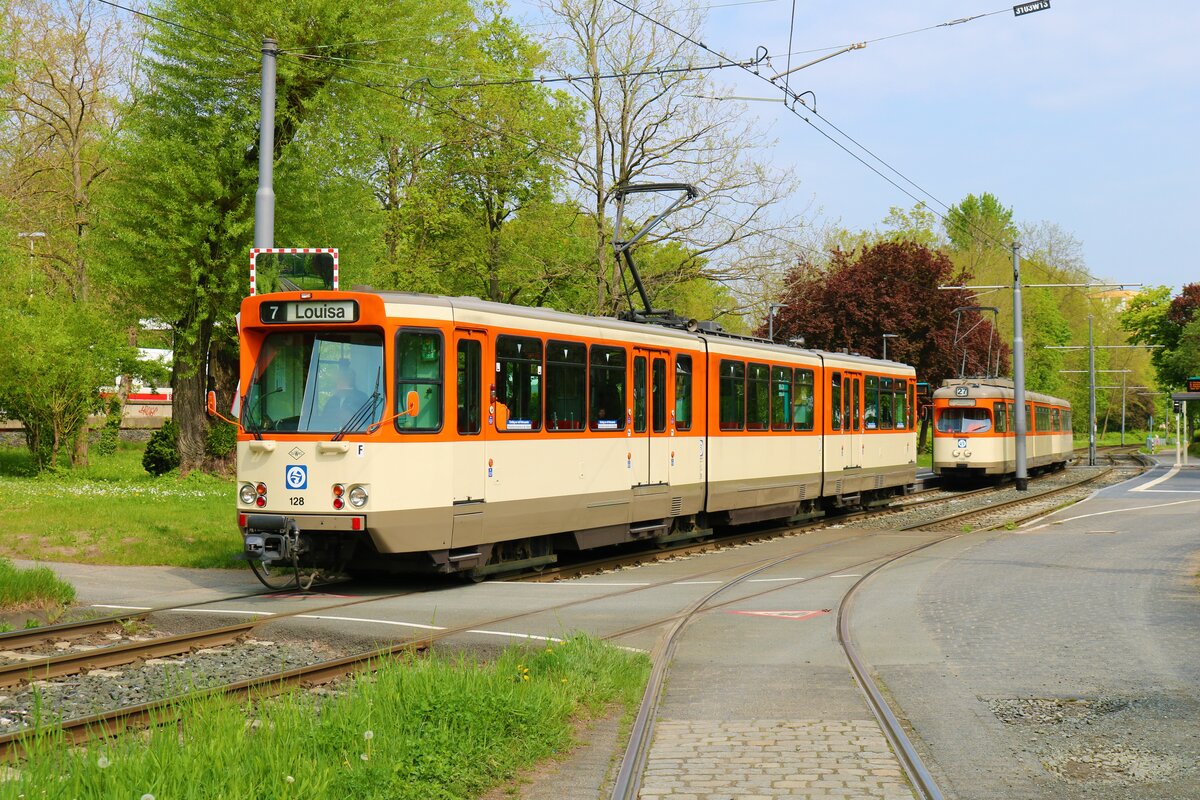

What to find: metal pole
left=1012, top=243, right=1028, bottom=490
left=768, top=310, right=774, bottom=343
left=254, top=37, right=278, bottom=250
left=1185, top=400, right=1190, bottom=467
left=882, top=336, right=887, bottom=361
left=1088, top=315, right=1096, bottom=466
left=1120, top=373, right=1126, bottom=446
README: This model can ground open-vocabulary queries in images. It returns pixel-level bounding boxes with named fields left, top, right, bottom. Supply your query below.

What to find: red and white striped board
left=249, top=247, right=339, bottom=296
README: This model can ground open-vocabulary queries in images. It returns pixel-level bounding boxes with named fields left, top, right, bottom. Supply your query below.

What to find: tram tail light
left=333, top=483, right=346, bottom=510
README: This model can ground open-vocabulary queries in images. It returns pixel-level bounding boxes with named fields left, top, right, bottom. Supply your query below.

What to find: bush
left=205, top=419, right=237, bottom=458
left=96, top=397, right=123, bottom=456
left=142, top=419, right=180, bottom=476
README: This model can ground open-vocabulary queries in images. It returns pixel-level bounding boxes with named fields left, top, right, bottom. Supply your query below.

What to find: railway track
left=605, top=450, right=1153, bottom=800
left=0, top=454, right=1151, bottom=770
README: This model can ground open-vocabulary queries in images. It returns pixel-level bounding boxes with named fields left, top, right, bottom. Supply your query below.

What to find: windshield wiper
left=332, top=367, right=383, bottom=442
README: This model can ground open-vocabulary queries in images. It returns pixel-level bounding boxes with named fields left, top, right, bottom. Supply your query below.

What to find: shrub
left=96, top=397, right=123, bottom=456
left=142, top=419, right=180, bottom=476
left=205, top=419, right=237, bottom=459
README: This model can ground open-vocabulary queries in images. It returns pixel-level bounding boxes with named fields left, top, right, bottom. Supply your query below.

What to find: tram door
left=451, top=329, right=487, bottom=546
left=631, top=348, right=671, bottom=522
left=845, top=371, right=863, bottom=468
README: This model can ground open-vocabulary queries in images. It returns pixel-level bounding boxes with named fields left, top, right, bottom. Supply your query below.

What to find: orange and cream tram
left=931, top=378, right=1073, bottom=481
left=234, top=290, right=918, bottom=582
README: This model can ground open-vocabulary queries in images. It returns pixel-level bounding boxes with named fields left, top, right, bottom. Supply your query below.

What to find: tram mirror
left=253, top=250, right=336, bottom=293
left=206, top=390, right=217, bottom=417
left=406, top=390, right=420, bottom=418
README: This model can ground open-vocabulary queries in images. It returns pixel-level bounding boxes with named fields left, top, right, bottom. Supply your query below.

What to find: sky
left=519, top=0, right=1198, bottom=292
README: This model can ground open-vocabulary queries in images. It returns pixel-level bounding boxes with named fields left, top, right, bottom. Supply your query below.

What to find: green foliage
left=945, top=192, right=1017, bottom=253
left=142, top=419, right=180, bottom=476
left=0, top=297, right=129, bottom=471
left=1, top=636, right=649, bottom=799
left=205, top=419, right=237, bottom=459
left=0, top=558, right=76, bottom=609
left=96, top=397, right=123, bottom=456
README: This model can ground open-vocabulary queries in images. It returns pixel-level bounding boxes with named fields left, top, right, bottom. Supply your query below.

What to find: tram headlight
left=348, top=485, right=369, bottom=508
left=239, top=483, right=257, bottom=505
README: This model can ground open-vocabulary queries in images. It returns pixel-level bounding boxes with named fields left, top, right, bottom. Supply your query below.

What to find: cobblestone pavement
left=640, top=719, right=913, bottom=799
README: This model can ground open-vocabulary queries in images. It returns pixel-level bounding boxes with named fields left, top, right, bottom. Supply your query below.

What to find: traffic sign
left=1014, top=0, right=1050, bottom=16
left=1187, top=377, right=1200, bottom=392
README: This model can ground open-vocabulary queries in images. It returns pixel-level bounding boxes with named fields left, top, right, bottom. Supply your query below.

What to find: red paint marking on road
left=726, top=609, right=831, bottom=621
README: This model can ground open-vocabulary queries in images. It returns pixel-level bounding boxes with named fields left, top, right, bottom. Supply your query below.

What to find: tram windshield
left=936, top=407, right=992, bottom=434
left=242, top=332, right=384, bottom=434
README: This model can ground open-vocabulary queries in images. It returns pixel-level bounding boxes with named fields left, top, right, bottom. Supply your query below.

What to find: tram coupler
left=240, top=514, right=301, bottom=563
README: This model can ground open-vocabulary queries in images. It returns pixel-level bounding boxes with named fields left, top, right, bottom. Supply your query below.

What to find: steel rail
left=0, top=637, right=433, bottom=762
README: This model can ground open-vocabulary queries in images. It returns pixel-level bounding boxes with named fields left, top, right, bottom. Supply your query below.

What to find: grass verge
left=0, top=442, right=236, bottom=568
left=0, top=558, right=76, bottom=610
left=0, top=635, right=649, bottom=800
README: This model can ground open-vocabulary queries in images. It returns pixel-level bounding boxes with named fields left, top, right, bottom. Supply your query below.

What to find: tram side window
left=1051, top=408, right=1060, bottom=431
left=771, top=366, right=792, bottom=431
left=1026, top=403, right=1033, bottom=432
left=675, top=355, right=693, bottom=431
left=457, top=340, right=481, bottom=435
left=894, top=379, right=908, bottom=430
left=747, top=363, right=770, bottom=431
left=495, top=335, right=542, bottom=432
left=865, top=376, right=879, bottom=430
left=830, top=372, right=842, bottom=430
left=879, top=378, right=894, bottom=430
left=634, top=356, right=648, bottom=433
left=719, top=359, right=745, bottom=431
left=850, top=377, right=860, bottom=432
left=395, top=330, right=443, bottom=432
left=1036, top=405, right=1050, bottom=432
left=652, top=358, right=667, bottom=433
left=546, top=340, right=585, bottom=431
left=1064, top=409, right=1072, bottom=431
left=793, top=369, right=815, bottom=431
left=589, top=345, right=626, bottom=431
left=994, top=402, right=1007, bottom=433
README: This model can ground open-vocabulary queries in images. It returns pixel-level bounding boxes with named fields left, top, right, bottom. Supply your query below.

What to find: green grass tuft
left=0, top=635, right=650, bottom=800
left=0, top=558, right=76, bottom=609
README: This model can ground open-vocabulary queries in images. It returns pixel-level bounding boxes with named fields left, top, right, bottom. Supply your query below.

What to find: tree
left=0, top=297, right=131, bottom=470
left=98, top=0, right=477, bottom=472
left=1123, top=283, right=1200, bottom=389
left=765, top=241, right=1010, bottom=388
left=541, top=0, right=804, bottom=316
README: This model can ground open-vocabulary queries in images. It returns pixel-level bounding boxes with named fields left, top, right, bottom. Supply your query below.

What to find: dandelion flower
left=360, top=752, right=369, bottom=761
left=96, top=756, right=111, bottom=769
left=285, top=776, right=295, bottom=784
left=561, top=678, right=568, bottom=684
left=141, top=795, right=155, bottom=800
left=545, top=647, right=554, bottom=654
left=522, top=674, right=530, bottom=682
left=363, top=730, right=374, bottom=741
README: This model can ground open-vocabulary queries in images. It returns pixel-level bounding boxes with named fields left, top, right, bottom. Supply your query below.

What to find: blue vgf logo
left=285, top=465, right=308, bottom=490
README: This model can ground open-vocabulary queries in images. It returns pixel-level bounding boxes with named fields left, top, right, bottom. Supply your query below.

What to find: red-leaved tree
left=761, top=241, right=1011, bottom=389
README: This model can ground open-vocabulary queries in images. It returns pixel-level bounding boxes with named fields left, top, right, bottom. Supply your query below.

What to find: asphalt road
left=855, top=458, right=1200, bottom=799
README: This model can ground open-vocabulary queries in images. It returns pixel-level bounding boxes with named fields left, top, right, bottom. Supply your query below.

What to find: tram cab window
left=747, top=363, right=769, bottom=431
left=830, top=372, right=842, bottom=430
left=865, top=376, right=878, bottom=430
left=456, top=340, right=481, bottom=435
left=395, top=330, right=443, bottom=432
left=936, top=407, right=991, bottom=434
left=495, top=336, right=542, bottom=432
left=546, top=340, right=585, bottom=431
left=771, top=366, right=792, bottom=431
left=244, top=331, right=385, bottom=435
left=719, top=360, right=745, bottom=431
left=675, top=355, right=693, bottom=431
left=793, top=369, right=815, bottom=431
left=589, top=345, right=626, bottom=431
left=993, top=402, right=1007, bottom=433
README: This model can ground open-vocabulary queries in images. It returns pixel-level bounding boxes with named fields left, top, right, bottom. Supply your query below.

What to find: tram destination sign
left=260, top=299, right=359, bottom=324
left=1013, top=0, right=1050, bottom=16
